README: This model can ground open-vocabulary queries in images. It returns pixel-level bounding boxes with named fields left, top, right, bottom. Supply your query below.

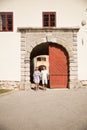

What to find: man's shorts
left=42, top=78, right=48, bottom=85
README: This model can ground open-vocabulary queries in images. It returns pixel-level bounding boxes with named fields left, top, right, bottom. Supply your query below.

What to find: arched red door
left=49, top=44, right=69, bottom=88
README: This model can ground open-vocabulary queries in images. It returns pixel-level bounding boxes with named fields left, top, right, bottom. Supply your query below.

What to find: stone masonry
left=18, top=27, right=80, bottom=89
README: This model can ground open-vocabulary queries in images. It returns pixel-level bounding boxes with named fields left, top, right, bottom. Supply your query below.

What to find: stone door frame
left=18, top=27, right=79, bottom=89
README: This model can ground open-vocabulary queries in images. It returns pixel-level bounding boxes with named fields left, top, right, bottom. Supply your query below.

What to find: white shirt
left=41, top=70, right=48, bottom=79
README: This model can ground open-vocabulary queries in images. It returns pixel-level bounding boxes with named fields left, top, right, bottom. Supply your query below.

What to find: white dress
left=33, top=71, right=40, bottom=83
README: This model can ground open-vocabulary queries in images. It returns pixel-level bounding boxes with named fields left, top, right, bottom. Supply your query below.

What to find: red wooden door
left=49, top=44, right=69, bottom=88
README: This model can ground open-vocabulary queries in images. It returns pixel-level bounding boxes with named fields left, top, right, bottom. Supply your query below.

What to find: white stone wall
left=0, top=0, right=87, bottom=82
left=0, top=81, right=20, bottom=90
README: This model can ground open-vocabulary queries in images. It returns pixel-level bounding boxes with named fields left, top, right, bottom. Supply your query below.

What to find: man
left=41, top=66, right=48, bottom=90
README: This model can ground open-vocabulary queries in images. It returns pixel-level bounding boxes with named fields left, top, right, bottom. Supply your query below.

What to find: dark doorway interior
left=30, top=42, right=49, bottom=87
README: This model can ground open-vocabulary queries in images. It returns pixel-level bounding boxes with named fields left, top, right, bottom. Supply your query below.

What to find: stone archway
left=30, top=42, right=69, bottom=88
left=18, top=27, right=79, bottom=89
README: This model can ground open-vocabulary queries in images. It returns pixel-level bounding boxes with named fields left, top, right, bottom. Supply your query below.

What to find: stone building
left=0, top=0, right=87, bottom=89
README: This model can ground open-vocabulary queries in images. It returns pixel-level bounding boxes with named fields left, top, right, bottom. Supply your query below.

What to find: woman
left=33, top=67, right=41, bottom=91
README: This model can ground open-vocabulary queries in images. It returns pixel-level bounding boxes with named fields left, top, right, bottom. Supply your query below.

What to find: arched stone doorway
left=30, top=42, right=69, bottom=88
left=18, top=27, right=79, bottom=89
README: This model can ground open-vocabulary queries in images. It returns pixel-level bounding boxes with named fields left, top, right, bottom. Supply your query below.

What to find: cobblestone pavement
left=0, top=88, right=87, bottom=130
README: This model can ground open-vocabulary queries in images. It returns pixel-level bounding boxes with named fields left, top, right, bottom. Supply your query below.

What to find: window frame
left=0, top=12, right=13, bottom=32
left=37, top=57, right=46, bottom=61
left=42, top=12, right=56, bottom=28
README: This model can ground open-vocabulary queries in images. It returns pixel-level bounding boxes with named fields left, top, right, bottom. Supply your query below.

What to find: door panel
left=49, top=44, right=68, bottom=88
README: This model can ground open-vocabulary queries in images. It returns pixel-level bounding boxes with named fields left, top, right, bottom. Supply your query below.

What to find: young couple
left=33, top=66, right=48, bottom=91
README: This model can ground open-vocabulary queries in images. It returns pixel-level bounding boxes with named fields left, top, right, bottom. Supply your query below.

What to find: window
left=37, top=57, right=46, bottom=61
left=42, top=12, right=56, bottom=27
left=0, top=12, right=13, bottom=32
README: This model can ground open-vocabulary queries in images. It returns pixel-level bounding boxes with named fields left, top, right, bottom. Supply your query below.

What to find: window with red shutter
left=42, top=12, right=56, bottom=27
left=0, top=12, right=13, bottom=32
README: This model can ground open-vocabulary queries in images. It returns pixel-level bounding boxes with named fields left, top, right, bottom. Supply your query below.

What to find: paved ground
left=0, top=87, right=87, bottom=130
